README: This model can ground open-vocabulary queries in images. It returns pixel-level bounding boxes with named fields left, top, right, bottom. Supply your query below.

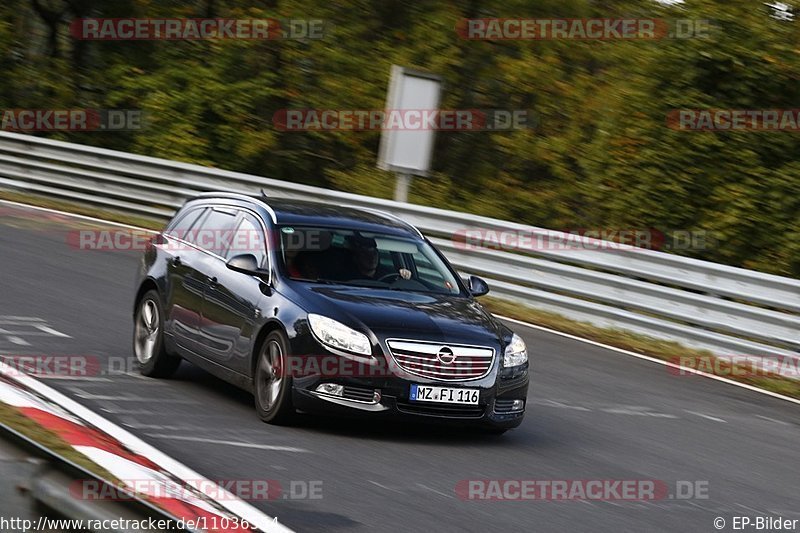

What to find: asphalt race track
left=2, top=202, right=799, bottom=532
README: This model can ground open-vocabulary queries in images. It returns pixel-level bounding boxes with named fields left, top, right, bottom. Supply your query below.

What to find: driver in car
left=349, top=235, right=410, bottom=281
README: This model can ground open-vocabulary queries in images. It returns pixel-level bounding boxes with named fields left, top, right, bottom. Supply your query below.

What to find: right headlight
left=504, top=333, right=528, bottom=367
left=308, top=314, right=372, bottom=356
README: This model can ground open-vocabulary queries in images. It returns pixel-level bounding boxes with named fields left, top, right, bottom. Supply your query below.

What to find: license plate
left=409, top=384, right=479, bottom=405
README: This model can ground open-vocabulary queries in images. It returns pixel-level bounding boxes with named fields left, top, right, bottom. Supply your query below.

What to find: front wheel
left=134, top=290, right=181, bottom=378
left=254, top=331, right=295, bottom=424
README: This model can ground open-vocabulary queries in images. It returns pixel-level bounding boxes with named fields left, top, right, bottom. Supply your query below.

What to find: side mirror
left=467, top=275, right=490, bottom=297
left=226, top=253, right=261, bottom=275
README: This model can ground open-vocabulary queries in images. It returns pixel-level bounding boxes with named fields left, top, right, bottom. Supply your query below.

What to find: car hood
left=303, top=286, right=504, bottom=344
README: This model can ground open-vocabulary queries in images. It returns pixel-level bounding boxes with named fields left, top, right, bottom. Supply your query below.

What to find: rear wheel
left=254, top=331, right=295, bottom=424
left=134, top=290, right=181, bottom=378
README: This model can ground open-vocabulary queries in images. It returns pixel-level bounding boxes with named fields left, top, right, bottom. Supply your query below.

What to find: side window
left=193, top=208, right=238, bottom=256
left=165, top=207, right=205, bottom=240
left=378, top=249, right=394, bottom=270
left=228, top=213, right=267, bottom=266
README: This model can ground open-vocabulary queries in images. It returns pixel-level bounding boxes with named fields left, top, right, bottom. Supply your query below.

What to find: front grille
left=396, top=402, right=485, bottom=419
left=342, top=386, right=377, bottom=403
left=386, top=339, right=495, bottom=382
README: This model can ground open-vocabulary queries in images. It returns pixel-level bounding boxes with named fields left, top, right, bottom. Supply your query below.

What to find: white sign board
left=377, top=65, right=442, bottom=177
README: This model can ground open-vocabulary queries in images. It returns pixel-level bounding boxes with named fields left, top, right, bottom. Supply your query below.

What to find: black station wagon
left=133, top=192, right=529, bottom=432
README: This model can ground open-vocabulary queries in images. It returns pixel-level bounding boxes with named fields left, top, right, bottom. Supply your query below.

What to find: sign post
left=377, top=65, right=442, bottom=203
left=393, top=173, right=411, bottom=203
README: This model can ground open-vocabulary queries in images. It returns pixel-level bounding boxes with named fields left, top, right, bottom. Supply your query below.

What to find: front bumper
left=291, top=371, right=529, bottom=429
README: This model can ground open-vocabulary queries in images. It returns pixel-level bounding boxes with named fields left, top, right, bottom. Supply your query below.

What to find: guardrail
left=0, top=131, right=798, bottom=362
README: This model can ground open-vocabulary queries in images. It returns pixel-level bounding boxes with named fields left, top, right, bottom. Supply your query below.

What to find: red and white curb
left=0, top=359, right=292, bottom=533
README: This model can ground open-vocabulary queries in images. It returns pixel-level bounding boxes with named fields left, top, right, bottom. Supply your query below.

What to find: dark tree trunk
left=30, top=0, right=66, bottom=58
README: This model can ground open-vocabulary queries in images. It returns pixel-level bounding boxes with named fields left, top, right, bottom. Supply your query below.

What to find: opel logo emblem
left=437, top=346, right=456, bottom=365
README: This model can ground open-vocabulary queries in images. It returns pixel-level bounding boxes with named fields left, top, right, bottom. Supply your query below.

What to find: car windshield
left=279, top=225, right=462, bottom=295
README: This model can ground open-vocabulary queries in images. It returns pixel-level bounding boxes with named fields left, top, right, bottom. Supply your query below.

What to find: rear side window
left=191, top=208, right=238, bottom=256
left=165, top=207, right=205, bottom=240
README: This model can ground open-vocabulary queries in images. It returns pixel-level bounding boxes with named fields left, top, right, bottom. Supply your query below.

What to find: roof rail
left=190, top=191, right=277, bottom=223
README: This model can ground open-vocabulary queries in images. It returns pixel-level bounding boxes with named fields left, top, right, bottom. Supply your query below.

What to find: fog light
left=511, top=399, right=525, bottom=411
left=316, top=383, right=344, bottom=396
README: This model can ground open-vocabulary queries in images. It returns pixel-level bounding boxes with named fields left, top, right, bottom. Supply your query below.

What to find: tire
left=254, top=330, right=295, bottom=424
left=133, top=290, right=181, bottom=378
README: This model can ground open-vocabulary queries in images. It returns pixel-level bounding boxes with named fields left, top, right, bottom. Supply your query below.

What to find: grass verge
left=0, top=402, right=119, bottom=481
left=0, top=189, right=165, bottom=230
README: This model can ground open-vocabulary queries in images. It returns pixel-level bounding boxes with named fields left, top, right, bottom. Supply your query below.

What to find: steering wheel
left=377, top=272, right=402, bottom=283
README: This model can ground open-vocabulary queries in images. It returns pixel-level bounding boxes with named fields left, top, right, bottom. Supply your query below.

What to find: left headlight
left=504, top=333, right=528, bottom=367
left=308, top=314, right=372, bottom=356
